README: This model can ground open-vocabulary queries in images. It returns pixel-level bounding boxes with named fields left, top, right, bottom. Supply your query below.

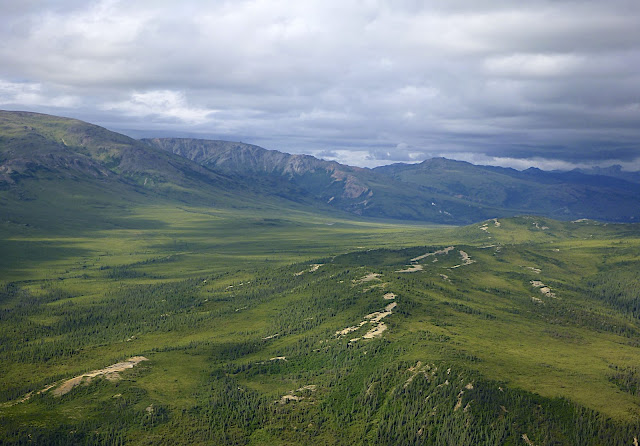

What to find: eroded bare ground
left=364, top=302, right=397, bottom=323
left=450, top=250, right=475, bottom=269
left=277, top=384, right=317, bottom=404
left=363, top=282, right=387, bottom=292
left=410, top=246, right=454, bottom=263
left=533, top=221, right=549, bottom=230
left=480, top=218, right=502, bottom=233
left=398, top=246, right=457, bottom=273
left=530, top=280, right=557, bottom=298
left=295, top=263, right=323, bottom=276
left=4, top=357, right=150, bottom=405
left=52, top=356, right=149, bottom=397
left=278, top=394, right=301, bottom=403
left=523, top=266, right=542, bottom=274
left=362, top=323, right=387, bottom=339
left=335, top=321, right=368, bottom=337
left=396, top=264, right=423, bottom=273
left=353, top=272, right=381, bottom=284
left=335, top=297, right=397, bottom=342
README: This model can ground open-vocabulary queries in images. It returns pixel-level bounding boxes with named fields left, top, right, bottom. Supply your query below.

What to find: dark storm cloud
left=1, top=0, right=639, bottom=170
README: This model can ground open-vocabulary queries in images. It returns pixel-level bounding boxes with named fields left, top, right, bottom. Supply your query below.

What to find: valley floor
left=2, top=208, right=640, bottom=445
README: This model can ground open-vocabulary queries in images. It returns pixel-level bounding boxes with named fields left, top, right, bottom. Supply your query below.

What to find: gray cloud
left=1, top=0, right=639, bottom=170
left=315, top=150, right=339, bottom=160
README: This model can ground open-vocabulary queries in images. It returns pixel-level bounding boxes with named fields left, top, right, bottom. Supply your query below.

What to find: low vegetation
left=1, top=209, right=640, bottom=445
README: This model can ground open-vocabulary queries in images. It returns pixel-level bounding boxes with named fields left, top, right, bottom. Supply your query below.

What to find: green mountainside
left=0, top=111, right=349, bottom=235
left=2, top=111, right=639, bottom=227
left=374, top=158, right=640, bottom=222
left=145, top=137, right=640, bottom=224
left=143, top=137, right=494, bottom=224
left=2, top=111, right=640, bottom=444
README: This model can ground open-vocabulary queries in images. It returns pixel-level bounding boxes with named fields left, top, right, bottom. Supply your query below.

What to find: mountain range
left=2, top=110, right=640, bottom=230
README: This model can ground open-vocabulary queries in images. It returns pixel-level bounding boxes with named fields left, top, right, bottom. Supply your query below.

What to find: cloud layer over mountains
left=1, top=0, right=639, bottom=169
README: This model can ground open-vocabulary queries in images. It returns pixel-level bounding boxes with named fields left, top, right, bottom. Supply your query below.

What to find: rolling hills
left=1, top=212, right=640, bottom=445
left=2, top=110, right=640, bottom=444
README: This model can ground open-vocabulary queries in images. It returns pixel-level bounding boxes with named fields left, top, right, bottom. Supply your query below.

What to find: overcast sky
left=1, top=0, right=639, bottom=170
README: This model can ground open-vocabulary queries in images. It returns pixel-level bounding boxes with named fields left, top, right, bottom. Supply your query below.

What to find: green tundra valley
left=2, top=111, right=640, bottom=445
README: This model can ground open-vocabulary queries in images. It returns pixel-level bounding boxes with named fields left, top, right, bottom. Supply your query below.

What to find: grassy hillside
left=1, top=111, right=367, bottom=236
left=375, top=158, right=640, bottom=222
left=2, top=213, right=640, bottom=445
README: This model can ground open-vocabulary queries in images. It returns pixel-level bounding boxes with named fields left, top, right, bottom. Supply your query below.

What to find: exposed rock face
left=144, top=137, right=372, bottom=201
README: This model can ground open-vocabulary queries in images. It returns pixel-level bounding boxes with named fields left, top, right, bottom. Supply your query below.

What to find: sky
left=1, top=0, right=639, bottom=170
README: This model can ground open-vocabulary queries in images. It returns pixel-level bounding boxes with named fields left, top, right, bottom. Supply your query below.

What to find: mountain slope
left=573, top=165, right=640, bottom=184
left=146, top=137, right=640, bottom=223
left=374, top=157, right=640, bottom=222
left=144, top=138, right=501, bottom=224
left=3, top=111, right=640, bottom=228
left=0, top=111, right=339, bottom=233
left=0, top=111, right=252, bottom=196
left=142, top=137, right=379, bottom=212
left=143, top=137, right=380, bottom=204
